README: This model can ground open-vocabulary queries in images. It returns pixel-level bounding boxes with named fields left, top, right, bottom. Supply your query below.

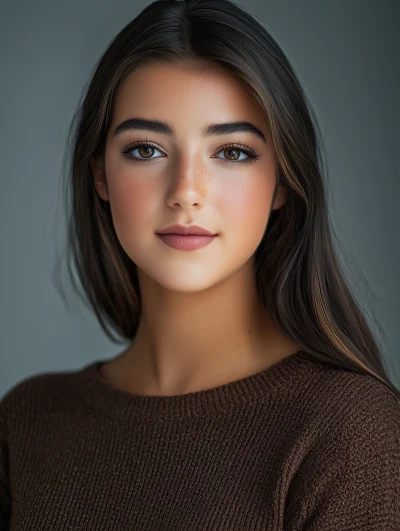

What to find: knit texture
left=1, top=350, right=399, bottom=530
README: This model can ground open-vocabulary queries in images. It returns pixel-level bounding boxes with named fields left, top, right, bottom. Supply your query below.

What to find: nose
left=166, top=156, right=207, bottom=209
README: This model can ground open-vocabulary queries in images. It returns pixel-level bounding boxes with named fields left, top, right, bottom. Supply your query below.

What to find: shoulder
left=288, top=358, right=400, bottom=470
left=282, top=355, right=400, bottom=470
left=322, top=369, right=400, bottom=453
left=284, top=362, right=400, bottom=529
left=293, top=354, right=400, bottom=424
left=0, top=364, right=87, bottom=423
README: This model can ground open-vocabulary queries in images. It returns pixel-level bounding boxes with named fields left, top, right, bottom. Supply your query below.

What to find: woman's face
left=91, top=60, right=285, bottom=293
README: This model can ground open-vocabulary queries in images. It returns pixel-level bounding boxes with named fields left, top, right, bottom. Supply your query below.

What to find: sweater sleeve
left=0, top=395, right=11, bottom=531
left=284, top=382, right=400, bottom=530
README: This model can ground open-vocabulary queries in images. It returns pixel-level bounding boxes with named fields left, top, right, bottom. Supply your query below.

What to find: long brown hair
left=53, top=0, right=400, bottom=401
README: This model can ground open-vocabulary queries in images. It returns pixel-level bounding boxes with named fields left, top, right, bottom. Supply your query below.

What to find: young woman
left=1, top=0, right=399, bottom=529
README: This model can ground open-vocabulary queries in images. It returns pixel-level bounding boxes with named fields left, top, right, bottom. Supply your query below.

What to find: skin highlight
left=90, top=59, right=301, bottom=396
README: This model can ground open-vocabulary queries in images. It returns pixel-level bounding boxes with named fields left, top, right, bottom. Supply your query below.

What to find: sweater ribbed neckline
left=78, top=349, right=313, bottom=422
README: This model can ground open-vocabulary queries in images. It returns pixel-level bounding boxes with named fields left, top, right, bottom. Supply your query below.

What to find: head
left=56, top=0, right=399, bottom=401
left=89, top=59, right=286, bottom=295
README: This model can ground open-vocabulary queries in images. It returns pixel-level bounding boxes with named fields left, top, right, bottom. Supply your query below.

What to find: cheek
left=107, top=175, right=156, bottom=235
left=217, top=177, right=274, bottom=239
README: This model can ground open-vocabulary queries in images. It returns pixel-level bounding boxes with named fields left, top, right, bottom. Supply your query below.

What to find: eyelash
left=120, top=140, right=260, bottom=165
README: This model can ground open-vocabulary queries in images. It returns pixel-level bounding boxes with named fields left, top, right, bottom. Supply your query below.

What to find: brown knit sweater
left=1, top=350, right=399, bottom=530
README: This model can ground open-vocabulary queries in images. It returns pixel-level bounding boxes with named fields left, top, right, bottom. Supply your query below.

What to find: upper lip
left=156, top=224, right=217, bottom=236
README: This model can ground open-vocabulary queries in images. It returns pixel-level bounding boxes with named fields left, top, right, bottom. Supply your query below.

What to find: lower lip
left=156, top=234, right=217, bottom=250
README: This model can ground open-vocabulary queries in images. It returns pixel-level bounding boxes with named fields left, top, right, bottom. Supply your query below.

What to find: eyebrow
left=112, top=118, right=267, bottom=143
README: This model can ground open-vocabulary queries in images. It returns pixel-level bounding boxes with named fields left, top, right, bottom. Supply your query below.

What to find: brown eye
left=213, top=144, right=259, bottom=165
left=137, top=145, right=155, bottom=158
left=121, top=142, right=164, bottom=162
left=224, top=148, right=241, bottom=161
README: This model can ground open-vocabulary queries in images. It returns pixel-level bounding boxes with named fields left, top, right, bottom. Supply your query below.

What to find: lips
left=156, top=224, right=216, bottom=236
left=157, top=233, right=217, bottom=251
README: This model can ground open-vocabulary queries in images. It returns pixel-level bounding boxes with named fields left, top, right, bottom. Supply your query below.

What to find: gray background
left=1, top=0, right=399, bottom=394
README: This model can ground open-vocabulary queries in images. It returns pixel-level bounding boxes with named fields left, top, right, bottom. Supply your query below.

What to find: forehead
left=110, top=60, right=269, bottom=134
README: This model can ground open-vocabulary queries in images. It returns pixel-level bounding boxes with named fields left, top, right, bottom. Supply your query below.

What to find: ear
left=90, top=154, right=109, bottom=202
left=271, top=184, right=287, bottom=211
